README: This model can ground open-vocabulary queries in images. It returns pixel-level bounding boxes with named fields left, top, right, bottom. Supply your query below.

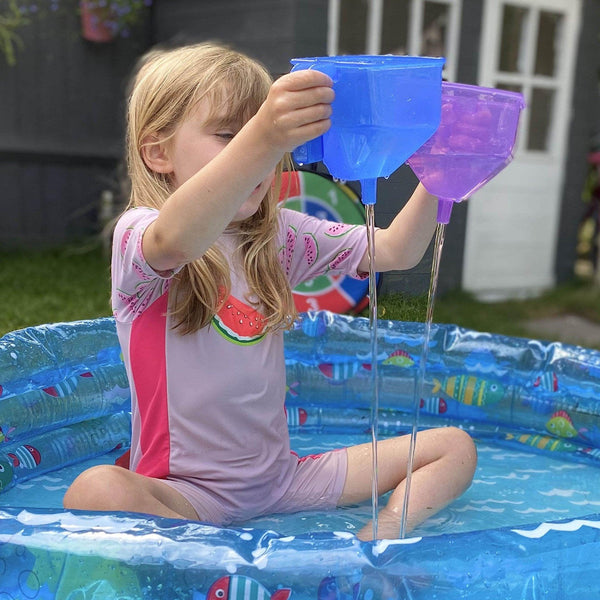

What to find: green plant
left=0, top=0, right=28, bottom=66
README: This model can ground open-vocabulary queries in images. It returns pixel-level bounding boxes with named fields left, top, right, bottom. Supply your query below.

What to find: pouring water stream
left=364, top=176, right=449, bottom=539
left=362, top=179, right=380, bottom=539
left=399, top=220, right=447, bottom=538
left=365, top=202, right=379, bottom=539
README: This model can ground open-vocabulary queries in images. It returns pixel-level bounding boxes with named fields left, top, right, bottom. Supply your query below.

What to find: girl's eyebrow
left=205, top=114, right=241, bottom=130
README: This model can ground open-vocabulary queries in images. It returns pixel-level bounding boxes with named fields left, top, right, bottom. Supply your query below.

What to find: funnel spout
left=437, top=198, right=454, bottom=224
left=361, top=178, right=378, bottom=206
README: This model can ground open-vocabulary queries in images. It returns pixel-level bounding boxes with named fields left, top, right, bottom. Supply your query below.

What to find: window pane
left=420, top=1, right=449, bottom=57
left=498, top=4, right=528, bottom=73
left=527, top=87, right=555, bottom=151
left=534, top=11, right=563, bottom=77
left=496, top=82, right=523, bottom=95
left=338, top=0, right=368, bottom=55
left=381, top=0, right=410, bottom=55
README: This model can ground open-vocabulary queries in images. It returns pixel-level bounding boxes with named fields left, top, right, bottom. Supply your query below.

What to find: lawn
left=2, top=245, right=599, bottom=350
left=377, top=282, right=600, bottom=349
left=0, top=245, right=112, bottom=335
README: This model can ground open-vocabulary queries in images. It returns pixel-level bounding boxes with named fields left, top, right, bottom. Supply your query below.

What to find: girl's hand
left=254, top=70, right=334, bottom=154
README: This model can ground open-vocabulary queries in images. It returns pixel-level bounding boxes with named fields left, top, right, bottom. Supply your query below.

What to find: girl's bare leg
left=339, top=427, right=477, bottom=540
left=63, top=464, right=199, bottom=520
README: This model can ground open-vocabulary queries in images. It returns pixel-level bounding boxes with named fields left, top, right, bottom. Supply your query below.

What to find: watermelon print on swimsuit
left=303, top=233, right=319, bottom=266
left=212, top=295, right=266, bottom=345
left=278, top=225, right=297, bottom=276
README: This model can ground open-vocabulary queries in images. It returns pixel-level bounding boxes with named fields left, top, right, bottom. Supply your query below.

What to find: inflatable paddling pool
left=1, top=311, right=600, bottom=599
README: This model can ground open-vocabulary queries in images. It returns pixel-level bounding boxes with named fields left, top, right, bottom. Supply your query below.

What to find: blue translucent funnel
left=291, top=55, right=445, bottom=205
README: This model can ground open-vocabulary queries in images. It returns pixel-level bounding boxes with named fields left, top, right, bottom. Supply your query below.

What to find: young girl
left=64, top=42, right=476, bottom=540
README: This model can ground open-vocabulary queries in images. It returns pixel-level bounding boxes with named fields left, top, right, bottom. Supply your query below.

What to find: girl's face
left=165, top=97, right=274, bottom=224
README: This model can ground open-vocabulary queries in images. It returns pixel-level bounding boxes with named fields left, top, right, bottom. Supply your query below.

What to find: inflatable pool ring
left=2, top=314, right=600, bottom=599
left=279, top=170, right=377, bottom=314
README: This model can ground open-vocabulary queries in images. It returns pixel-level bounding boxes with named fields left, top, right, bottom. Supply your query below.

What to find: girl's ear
left=140, top=134, right=173, bottom=174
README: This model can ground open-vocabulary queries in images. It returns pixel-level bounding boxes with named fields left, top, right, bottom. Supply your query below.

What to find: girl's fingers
left=254, top=70, right=334, bottom=152
left=270, top=71, right=334, bottom=111
left=285, top=102, right=333, bottom=129
left=292, top=117, right=331, bottom=144
left=269, top=83, right=334, bottom=115
left=277, top=69, right=333, bottom=91
left=270, top=104, right=332, bottom=149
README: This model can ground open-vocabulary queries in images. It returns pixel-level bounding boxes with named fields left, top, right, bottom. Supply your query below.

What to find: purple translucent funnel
left=407, top=82, right=526, bottom=223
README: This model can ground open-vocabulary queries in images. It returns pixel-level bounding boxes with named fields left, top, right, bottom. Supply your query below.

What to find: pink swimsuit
left=112, top=206, right=369, bottom=524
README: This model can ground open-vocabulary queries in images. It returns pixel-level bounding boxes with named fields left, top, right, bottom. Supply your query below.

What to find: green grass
left=0, top=245, right=112, bottom=335
left=437, top=283, right=600, bottom=334
left=376, top=281, right=600, bottom=330
left=1, top=245, right=599, bottom=350
left=374, top=281, right=600, bottom=349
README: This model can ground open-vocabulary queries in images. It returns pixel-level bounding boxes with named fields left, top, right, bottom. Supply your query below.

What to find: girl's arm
left=358, top=183, right=438, bottom=273
left=142, top=70, right=334, bottom=273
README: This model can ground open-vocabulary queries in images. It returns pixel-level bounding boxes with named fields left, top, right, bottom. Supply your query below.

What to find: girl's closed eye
left=216, top=131, right=235, bottom=141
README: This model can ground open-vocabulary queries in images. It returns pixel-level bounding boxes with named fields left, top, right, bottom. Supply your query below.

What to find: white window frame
left=478, top=0, right=581, bottom=159
left=328, top=0, right=463, bottom=82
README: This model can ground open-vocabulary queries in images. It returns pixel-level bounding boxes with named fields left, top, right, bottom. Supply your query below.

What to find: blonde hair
left=126, top=42, right=296, bottom=334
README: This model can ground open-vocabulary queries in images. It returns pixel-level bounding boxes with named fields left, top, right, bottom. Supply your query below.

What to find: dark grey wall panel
left=153, top=0, right=328, bottom=74
left=0, top=4, right=151, bottom=247
left=555, top=0, right=600, bottom=283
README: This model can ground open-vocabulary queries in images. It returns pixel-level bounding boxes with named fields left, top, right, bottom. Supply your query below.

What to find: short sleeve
left=111, top=208, right=181, bottom=322
left=277, top=208, right=372, bottom=289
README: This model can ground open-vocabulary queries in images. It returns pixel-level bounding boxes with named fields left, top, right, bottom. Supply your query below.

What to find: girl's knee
left=63, top=464, right=130, bottom=511
left=445, top=426, right=476, bottom=453
left=442, top=426, right=478, bottom=480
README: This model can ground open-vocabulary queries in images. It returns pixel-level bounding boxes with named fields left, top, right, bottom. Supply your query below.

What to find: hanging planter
left=80, top=0, right=117, bottom=43
left=79, top=0, right=152, bottom=43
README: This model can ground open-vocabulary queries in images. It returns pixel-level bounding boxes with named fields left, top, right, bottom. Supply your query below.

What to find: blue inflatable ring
left=1, top=312, right=600, bottom=599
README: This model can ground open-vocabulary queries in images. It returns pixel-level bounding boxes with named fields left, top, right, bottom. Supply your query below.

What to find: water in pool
left=2, top=431, right=599, bottom=538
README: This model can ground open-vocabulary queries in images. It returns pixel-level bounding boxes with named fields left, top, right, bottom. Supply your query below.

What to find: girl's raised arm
left=142, top=69, right=334, bottom=273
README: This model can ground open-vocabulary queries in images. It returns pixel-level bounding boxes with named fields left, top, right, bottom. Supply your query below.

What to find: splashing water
left=399, top=222, right=447, bottom=538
